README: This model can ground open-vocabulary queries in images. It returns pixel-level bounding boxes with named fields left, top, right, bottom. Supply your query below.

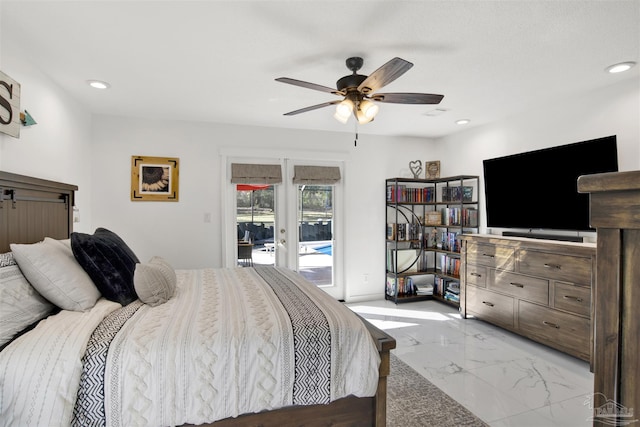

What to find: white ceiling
left=2, top=0, right=639, bottom=139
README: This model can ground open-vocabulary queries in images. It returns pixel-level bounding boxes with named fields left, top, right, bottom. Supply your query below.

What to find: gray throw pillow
left=134, top=256, right=177, bottom=307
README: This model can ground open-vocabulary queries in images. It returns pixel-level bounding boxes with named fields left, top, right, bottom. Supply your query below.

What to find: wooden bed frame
left=0, top=170, right=396, bottom=427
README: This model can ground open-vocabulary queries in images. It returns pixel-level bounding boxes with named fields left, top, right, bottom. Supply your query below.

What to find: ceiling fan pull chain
left=354, top=121, right=358, bottom=147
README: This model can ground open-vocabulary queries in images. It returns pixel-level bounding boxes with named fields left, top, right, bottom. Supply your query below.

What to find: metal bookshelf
left=385, top=175, right=480, bottom=305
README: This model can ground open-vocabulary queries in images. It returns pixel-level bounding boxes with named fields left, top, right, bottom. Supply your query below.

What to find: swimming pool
left=314, top=244, right=332, bottom=256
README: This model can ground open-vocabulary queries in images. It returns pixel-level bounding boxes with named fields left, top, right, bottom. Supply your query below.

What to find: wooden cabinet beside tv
left=460, top=234, right=595, bottom=363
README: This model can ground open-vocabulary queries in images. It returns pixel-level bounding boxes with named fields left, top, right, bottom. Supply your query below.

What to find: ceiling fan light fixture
left=360, top=99, right=379, bottom=119
left=355, top=99, right=379, bottom=124
left=276, top=57, right=444, bottom=128
left=334, top=99, right=354, bottom=123
left=334, top=111, right=349, bottom=124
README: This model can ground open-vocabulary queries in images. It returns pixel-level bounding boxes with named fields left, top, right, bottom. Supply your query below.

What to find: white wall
left=0, top=40, right=94, bottom=234
left=90, top=115, right=434, bottom=301
left=436, top=76, right=640, bottom=240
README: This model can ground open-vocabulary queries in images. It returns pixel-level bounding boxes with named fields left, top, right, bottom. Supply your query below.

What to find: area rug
left=387, top=354, right=489, bottom=427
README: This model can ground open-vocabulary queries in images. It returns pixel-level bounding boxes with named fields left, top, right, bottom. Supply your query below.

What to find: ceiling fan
left=275, top=57, right=444, bottom=125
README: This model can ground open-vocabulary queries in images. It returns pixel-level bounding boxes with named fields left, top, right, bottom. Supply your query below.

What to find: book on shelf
left=438, top=253, right=461, bottom=277
left=386, top=276, right=426, bottom=297
left=444, top=291, right=460, bottom=303
left=434, top=276, right=457, bottom=297
left=386, top=223, right=396, bottom=240
left=440, top=207, right=479, bottom=227
left=387, top=222, right=422, bottom=241
left=409, top=275, right=434, bottom=296
left=387, top=185, right=436, bottom=203
left=446, top=281, right=460, bottom=295
left=440, top=230, right=460, bottom=252
left=441, top=185, right=474, bottom=202
left=386, top=276, right=397, bottom=296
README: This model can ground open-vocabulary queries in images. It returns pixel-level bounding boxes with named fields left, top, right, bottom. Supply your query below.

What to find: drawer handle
left=482, top=253, right=495, bottom=258
left=543, top=263, right=561, bottom=270
left=542, top=320, right=560, bottom=329
left=563, top=295, right=583, bottom=302
left=482, top=301, right=494, bottom=307
left=509, top=282, right=524, bottom=288
left=470, top=272, right=482, bottom=277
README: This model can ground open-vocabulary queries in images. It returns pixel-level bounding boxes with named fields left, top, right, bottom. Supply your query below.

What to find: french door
left=225, top=156, right=344, bottom=300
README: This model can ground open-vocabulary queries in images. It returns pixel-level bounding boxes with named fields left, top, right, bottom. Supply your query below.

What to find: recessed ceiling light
left=87, top=80, right=111, bottom=89
left=456, top=119, right=470, bottom=125
left=605, top=62, right=636, bottom=74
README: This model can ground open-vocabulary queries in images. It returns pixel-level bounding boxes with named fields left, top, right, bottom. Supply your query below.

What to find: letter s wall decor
left=0, top=70, right=21, bottom=138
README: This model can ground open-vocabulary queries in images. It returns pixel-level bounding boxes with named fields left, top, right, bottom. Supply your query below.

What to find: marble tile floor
left=347, top=299, right=595, bottom=427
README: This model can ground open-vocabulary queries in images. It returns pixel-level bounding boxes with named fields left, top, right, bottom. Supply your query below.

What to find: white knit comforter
left=0, top=267, right=380, bottom=427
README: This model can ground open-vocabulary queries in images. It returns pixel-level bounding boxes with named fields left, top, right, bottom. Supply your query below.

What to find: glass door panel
left=236, top=184, right=275, bottom=266
left=296, top=185, right=334, bottom=286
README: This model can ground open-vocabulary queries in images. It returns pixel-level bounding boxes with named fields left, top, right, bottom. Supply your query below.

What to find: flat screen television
left=482, top=135, right=618, bottom=239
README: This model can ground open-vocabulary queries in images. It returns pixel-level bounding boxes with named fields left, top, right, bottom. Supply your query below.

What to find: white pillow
left=0, top=253, right=56, bottom=347
left=10, top=238, right=101, bottom=311
left=134, top=256, right=177, bottom=307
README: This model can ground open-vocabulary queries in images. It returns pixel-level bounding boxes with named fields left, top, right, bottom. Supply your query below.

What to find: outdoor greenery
left=236, top=185, right=333, bottom=223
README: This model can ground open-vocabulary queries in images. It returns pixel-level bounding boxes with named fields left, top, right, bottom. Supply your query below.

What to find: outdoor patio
left=249, top=242, right=333, bottom=286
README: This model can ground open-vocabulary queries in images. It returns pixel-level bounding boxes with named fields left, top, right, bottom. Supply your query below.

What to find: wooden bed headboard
left=0, top=171, right=77, bottom=252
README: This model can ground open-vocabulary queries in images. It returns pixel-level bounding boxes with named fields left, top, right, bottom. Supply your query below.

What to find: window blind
left=292, top=165, right=341, bottom=185
left=230, top=163, right=283, bottom=184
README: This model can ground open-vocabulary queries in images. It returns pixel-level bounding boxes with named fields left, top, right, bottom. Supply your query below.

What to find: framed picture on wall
left=131, top=155, right=179, bottom=201
left=425, top=160, right=441, bottom=179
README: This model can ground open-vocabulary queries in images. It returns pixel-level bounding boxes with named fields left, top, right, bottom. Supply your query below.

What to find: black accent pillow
left=70, top=228, right=140, bottom=305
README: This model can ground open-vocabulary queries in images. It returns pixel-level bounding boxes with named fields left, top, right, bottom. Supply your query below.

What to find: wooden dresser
left=578, top=170, right=640, bottom=426
left=460, top=234, right=595, bottom=362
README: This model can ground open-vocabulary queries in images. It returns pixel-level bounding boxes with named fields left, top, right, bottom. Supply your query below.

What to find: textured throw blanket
left=1, top=267, right=380, bottom=427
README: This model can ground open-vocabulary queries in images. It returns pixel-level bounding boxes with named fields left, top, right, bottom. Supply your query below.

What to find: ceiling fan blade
left=283, top=100, right=341, bottom=116
left=357, top=57, right=413, bottom=95
left=275, top=77, right=342, bottom=95
left=371, top=92, right=444, bottom=104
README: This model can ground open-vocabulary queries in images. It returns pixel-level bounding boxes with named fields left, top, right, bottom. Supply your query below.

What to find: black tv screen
left=483, top=135, right=618, bottom=232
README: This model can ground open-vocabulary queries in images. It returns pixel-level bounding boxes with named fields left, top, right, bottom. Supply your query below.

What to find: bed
left=0, top=171, right=395, bottom=427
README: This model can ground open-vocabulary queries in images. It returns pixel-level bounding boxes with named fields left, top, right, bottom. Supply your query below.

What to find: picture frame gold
left=131, top=156, right=179, bottom=201
left=425, top=160, right=441, bottom=179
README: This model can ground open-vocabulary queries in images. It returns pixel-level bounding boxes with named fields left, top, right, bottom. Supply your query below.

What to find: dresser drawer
left=518, top=250, right=591, bottom=284
left=466, top=286, right=514, bottom=328
left=518, top=300, right=590, bottom=360
left=553, top=282, right=591, bottom=317
left=490, top=270, right=549, bottom=305
left=466, top=264, right=487, bottom=287
left=467, top=243, right=515, bottom=271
